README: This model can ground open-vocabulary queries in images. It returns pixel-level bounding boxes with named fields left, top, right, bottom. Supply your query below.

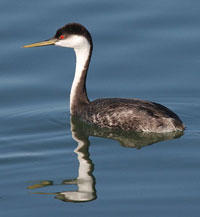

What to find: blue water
left=0, top=0, right=200, bottom=216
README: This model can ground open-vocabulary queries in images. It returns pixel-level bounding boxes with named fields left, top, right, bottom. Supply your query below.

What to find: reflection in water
left=27, top=116, right=183, bottom=202
left=71, top=117, right=183, bottom=149
left=56, top=121, right=96, bottom=203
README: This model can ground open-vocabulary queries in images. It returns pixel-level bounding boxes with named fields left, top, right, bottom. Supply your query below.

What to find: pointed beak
left=23, top=38, right=57, bottom=48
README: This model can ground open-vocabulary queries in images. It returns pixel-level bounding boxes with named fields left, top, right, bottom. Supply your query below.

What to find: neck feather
left=70, top=40, right=92, bottom=115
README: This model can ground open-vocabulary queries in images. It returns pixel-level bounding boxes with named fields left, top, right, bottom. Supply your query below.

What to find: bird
left=23, top=22, right=185, bottom=133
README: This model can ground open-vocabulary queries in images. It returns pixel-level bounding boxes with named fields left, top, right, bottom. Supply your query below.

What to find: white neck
left=70, top=41, right=91, bottom=112
left=55, top=35, right=91, bottom=114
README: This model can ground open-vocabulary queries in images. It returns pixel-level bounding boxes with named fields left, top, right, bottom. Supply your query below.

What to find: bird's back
left=82, top=98, right=184, bottom=133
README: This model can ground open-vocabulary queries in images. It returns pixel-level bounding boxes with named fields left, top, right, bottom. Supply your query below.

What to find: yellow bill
left=23, top=39, right=57, bottom=48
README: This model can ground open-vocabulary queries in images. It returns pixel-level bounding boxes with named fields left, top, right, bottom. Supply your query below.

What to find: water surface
left=0, top=0, right=200, bottom=216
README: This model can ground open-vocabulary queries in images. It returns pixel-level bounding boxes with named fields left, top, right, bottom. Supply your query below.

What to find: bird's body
left=79, top=98, right=184, bottom=133
left=24, top=23, right=185, bottom=133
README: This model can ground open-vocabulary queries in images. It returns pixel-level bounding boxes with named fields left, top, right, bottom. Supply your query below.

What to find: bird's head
left=23, top=23, right=93, bottom=49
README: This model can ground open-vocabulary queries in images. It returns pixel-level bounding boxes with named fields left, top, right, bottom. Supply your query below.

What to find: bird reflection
left=56, top=119, right=96, bottom=202
left=27, top=116, right=183, bottom=202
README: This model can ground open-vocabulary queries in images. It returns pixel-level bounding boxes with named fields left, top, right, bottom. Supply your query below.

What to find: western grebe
left=23, top=22, right=185, bottom=133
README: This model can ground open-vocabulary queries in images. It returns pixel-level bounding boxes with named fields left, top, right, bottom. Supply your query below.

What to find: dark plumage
left=76, top=98, right=184, bottom=133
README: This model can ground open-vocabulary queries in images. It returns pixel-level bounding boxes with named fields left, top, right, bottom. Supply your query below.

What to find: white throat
left=70, top=40, right=90, bottom=111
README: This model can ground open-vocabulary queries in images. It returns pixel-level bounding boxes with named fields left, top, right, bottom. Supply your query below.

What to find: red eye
left=59, top=35, right=64, bottom=39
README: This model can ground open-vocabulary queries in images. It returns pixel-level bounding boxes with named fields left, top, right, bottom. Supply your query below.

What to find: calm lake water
left=0, top=0, right=200, bottom=216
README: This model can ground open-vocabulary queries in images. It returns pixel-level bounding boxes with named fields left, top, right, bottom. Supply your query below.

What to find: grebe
left=23, top=22, right=185, bottom=133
